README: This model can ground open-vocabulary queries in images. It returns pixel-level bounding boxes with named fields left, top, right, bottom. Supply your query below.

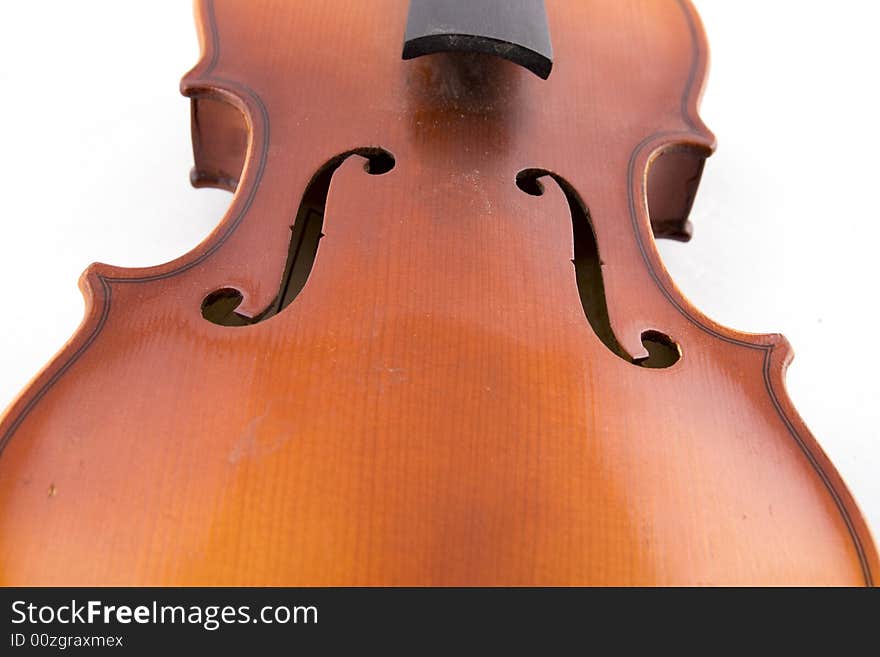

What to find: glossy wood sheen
left=0, top=0, right=876, bottom=585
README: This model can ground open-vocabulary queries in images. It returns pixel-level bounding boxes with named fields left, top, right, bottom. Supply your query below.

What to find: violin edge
left=630, top=0, right=879, bottom=584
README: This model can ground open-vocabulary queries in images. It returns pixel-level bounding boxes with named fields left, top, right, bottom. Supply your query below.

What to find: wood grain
left=0, top=0, right=875, bottom=585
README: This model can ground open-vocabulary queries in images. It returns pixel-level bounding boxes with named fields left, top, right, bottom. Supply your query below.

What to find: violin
left=1, top=0, right=876, bottom=586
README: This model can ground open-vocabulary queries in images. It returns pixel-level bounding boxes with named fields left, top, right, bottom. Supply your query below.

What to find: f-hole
left=516, top=169, right=681, bottom=369
left=201, top=148, right=395, bottom=326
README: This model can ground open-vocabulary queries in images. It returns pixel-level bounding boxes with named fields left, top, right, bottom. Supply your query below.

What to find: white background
left=1, top=2, right=878, bottom=537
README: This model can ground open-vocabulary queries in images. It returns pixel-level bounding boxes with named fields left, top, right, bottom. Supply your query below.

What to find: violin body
left=0, top=0, right=876, bottom=585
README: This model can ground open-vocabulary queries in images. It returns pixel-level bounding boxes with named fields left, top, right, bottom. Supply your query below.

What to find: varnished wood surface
left=0, top=0, right=876, bottom=585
